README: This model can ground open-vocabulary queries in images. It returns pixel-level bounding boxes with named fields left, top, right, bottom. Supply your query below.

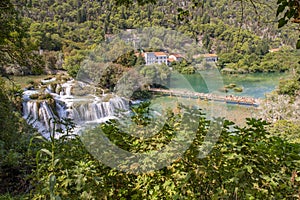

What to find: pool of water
left=168, top=71, right=285, bottom=98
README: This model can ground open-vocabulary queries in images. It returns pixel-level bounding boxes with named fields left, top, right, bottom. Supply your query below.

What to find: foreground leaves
left=28, top=104, right=300, bottom=199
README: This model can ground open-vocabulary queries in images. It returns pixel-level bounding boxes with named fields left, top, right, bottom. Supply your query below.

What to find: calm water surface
left=169, top=71, right=285, bottom=98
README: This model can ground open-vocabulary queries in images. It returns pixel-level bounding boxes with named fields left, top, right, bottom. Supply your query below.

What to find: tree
left=276, top=0, right=300, bottom=48
left=0, top=0, right=24, bottom=71
left=113, top=50, right=137, bottom=67
left=111, top=0, right=300, bottom=48
left=63, top=50, right=86, bottom=78
left=0, top=0, right=41, bottom=75
left=135, top=53, right=146, bottom=66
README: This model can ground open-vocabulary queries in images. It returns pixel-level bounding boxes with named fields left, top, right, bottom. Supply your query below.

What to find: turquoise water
left=168, top=71, right=285, bottom=98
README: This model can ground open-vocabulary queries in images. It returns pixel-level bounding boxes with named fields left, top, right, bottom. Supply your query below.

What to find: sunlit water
left=169, top=71, right=285, bottom=98
left=153, top=71, right=286, bottom=125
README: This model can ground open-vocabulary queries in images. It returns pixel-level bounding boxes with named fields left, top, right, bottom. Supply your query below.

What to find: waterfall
left=22, top=81, right=129, bottom=138
left=23, top=101, right=56, bottom=137
left=62, top=81, right=73, bottom=96
left=71, top=97, right=128, bottom=122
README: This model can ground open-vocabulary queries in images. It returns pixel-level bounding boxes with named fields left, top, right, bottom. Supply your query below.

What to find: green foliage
left=131, top=89, right=152, bottom=100
left=135, top=53, right=146, bottom=66
left=130, top=101, right=153, bottom=125
left=0, top=78, right=22, bottom=150
left=171, top=60, right=195, bottom=74
left=0, top=193, right=26, bottom=200
left=0, top=0, right=42, bottom=75
left=219, top=48, right=300, bottom=73
left=278, top=77, right=300, bottom=96
left=138, top=64, right=171, bottom=88
left=276, top=0, right=300, bottom=48
left=102, top=63, right=171, bottom=95
left=27, top=103, right=300, bottom=199
left=1, top=0, right=300, bottom=198
left=63, top=50, right=86, bottom=78
left=29, top=119, right=113, bottom=199
left=8, top=0, right=299, bottom=76
left=97, top=64, right=127, bottom=91
left=0, top=0, right=26, bottom=67
left=276, top=0, right=300, bottom=25
left=276, top=51, right=300, bottom=96
left=113, top=50, right=137, bottom=67
left=269, top=120, right=300, bottom=143
left=0, top=77, right=35, bottom=195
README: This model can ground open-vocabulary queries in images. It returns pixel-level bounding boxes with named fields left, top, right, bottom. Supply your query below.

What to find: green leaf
left=278, top=18, right=288, bottom=28
left=53, top=158, right=60, bottom=167
left=40, top=148, right=52, bottom=157
left=55, top=196, right=61, bottom=200
left=276, top=4, right=286, bottom=16
left=296, top=39, right=300, bottom=49
left=286, top=8, right=296, bottom=19
left=245, top=165, right=253, bottom=174
left=49, top=174, right=56, bottom=193
left=33, top=135, right=47, bottom=143
left=277, top=0, right=284, bottom=4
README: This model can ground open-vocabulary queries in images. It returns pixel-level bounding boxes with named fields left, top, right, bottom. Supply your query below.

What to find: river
left=169, top=71, right=285, bottom=98
left=151, top=71, right=286, bottom=125
left=20, top=71, right=286, bottom=135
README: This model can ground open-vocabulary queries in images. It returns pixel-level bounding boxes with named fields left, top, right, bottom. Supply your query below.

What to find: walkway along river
left=149, top=88, right=261, bottom=107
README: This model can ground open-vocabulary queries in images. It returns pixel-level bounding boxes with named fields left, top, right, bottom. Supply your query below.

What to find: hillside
left=7, top=0, right=297, bottom=76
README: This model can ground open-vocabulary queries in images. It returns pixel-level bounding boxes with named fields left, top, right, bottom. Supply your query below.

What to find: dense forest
left=2, top=0, right=299, bottom=76
left=1, top=0, right=300, bottom=199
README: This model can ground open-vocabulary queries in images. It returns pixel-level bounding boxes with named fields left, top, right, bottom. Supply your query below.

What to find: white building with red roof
left=144, top=52, right=168, bottom=65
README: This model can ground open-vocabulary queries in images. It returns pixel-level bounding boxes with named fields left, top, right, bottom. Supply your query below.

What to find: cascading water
left=22, top=79, right=129, bottom=138
left=69, top=97, right=128, bottom=122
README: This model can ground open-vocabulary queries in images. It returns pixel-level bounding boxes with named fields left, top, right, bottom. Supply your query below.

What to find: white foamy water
left=22, top=80, right=129, bottom=139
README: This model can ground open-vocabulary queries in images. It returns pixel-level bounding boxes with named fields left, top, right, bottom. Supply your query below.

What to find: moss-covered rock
left=29, top=93, right=39, bottom=99
left=102, top=94, right=114, bottom=102
left=225, top=83, right=236, bottom=89
left=234, top=87, right=243, bottom=92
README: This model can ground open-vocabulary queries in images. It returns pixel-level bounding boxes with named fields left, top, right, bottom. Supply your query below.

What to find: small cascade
left=62, top=81, right=73, bottom=96
left=71, top=97, right=128, bottom=122
left=38, top=102, right=56, bottom=131
left=46, top=85, right=52, bottom=93
left=22, top=80, right=129, bottom=138
left=56, top=100, right=68, bottom=119
left=23, top=101, right=39, bottom=123
left=22, top=100, right=64, bottom=137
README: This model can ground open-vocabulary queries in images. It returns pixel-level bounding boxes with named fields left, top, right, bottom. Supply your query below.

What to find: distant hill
left=14, top=0, right=298, bottom=51
left=10, top=0, right=299, bottom=75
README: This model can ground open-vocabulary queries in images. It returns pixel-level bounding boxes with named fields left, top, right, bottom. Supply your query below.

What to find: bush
left=0, top=78, right=35, bottom=195
left=28, top=103, right=300, bottom=199
left=278, top=78, right=300, bottom=96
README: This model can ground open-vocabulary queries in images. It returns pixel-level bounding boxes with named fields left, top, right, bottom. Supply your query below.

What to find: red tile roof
left=154, top=52, right=167, bottom=56
left=170, top=53, right=183, bottom=58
